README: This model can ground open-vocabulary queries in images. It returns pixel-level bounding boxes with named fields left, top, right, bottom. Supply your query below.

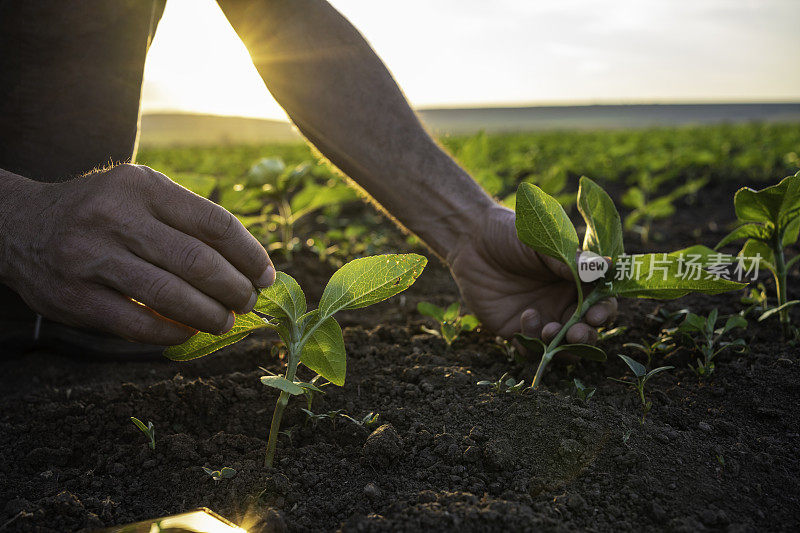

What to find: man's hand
left=0, top=164, right=275, bottom=345
left=448, top=205, right=617, bottom=341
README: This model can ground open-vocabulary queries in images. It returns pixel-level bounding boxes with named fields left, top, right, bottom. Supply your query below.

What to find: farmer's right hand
left=0, top=164, right=275, bottom=345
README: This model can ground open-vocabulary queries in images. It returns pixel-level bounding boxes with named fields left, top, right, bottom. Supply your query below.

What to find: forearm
left=219, top=0, right=495, bottom=259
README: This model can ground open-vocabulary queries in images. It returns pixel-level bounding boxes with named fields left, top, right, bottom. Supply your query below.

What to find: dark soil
left=1, top=186, right=799, bottom=532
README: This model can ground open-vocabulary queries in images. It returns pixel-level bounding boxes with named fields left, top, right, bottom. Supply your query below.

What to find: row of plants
left=137, top=124, right=800, bottom=265
left=125, top=170, right=799, bottom=468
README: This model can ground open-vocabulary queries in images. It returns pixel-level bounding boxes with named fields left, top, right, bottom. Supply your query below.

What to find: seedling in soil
left=130, top=417, right=155, bottom=450
left=597, top=326, right=628, bottom=343
left=739, top=283, right=769, bottom=317
left=513, top=176, right=744, bottom=389
left=417, top=301, right=479, bottom=346
left=647, top=307, right=690, bottom=325
left=622, top=337, right=677, bottom=368
left=477, top=373, right=526, bottom=394
left=611, top=354, right=673, bottom=423
left=300, top=408, right=343, bottom=428
left=573, top=378, right=596, bottom=404
left=340, top=412, right=381, bottom=429
left=164, top=254, right=426, bottom=467
left=202, top=466, right=236, bottom=482
left=715, top=171, right=800, bottom=335
left=674, top=309, right=747, bottom=377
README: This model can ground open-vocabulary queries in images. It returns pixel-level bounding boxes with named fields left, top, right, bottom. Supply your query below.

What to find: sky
left=140, top=0, right=800, bottom=121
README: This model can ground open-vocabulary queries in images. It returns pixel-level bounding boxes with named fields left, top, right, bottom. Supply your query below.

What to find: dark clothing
left=0, top=0, right=165, bottom=182
left=0, top=1, right=164, bottom=325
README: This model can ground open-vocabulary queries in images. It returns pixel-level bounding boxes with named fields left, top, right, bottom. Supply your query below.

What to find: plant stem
left=773, top=231, right=789, bottom=335
left=264, top=341, right=300, bottom=468
left=531, top=289, right=605, bottom=389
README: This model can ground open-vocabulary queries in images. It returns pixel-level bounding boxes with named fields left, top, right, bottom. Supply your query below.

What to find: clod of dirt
left=362, top=424, right=402, bottom=466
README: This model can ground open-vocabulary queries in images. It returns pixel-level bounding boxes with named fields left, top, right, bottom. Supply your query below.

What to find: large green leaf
left=739, top=239, right=776, bottom=273
left=669, top=245, right=733, bottom=267
left=577, top=176, right=624, bottom=258
left=552, top=343, right=607, bottom=361
left=254, top=272, right=306, bottom=324
left=734, top=172, right=800, bottom=226
left=300, top=315, right=346, bottom=386
left=163, top=313, right=270, bottom=361
left=609, top=253, right=745, bottom=299
left=715, top=223, right=771, bottom=249
left=318, top=254, right=427, bottom=318
left=290, top=182, right=357, bottom=216
left=515, top=182, right=579, bottom=271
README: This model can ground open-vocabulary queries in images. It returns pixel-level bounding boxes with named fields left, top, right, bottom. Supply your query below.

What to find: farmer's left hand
left=447, top=205, right=617, bottom=341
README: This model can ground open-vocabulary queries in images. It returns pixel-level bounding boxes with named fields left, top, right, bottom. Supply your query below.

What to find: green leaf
left=783, top=216, right=800, bottom=246
left=643, top=366, right=674, bottom=383
left=460, top=315, right=480, bottom=331
left=515, top=182, right=579, bottom=272
left=739, top=239, right=776, bottom=273
left=721, top=315, right=747, bottom=334
left=174, top=173, right=217, bottom=198
left=734, top=172, right=800, bottom=226
left=609, top=253, right=745, bottom=299
left=552, top=343, right=607, bottom=362
left=300, top=315, right=347, bottom=386
left=290, top=182, right=357, bottom=215
left=758, top=300, right=800, bottom=322
left=621, top=187, right=646, bottom=209
left=514, top=334, right=546, bottom=358
left=441, top=323, right=459, bottom=345
left=318, top=254, right=427, bottom=318
left=617, top=354, right=646, bottom=378
left=254, top=272, right=306, bottom=325
left=577, top=176, right=624, bottom=258
left=444, top=302, right=461, bottom=322
left=679, top=313, right=707, bottom=333
left=219, top=467, right=237, bottom=479
left=260, top=375, right=305, bottom=395
left=163, top=313, right=270, bottom=361
left=417, top=302, right=445, bottom=322
left=715, top=223, right=771, bottom=249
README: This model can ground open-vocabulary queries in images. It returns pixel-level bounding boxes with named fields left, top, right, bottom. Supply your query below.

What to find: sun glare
left=141, top=0, right=287, bottom=120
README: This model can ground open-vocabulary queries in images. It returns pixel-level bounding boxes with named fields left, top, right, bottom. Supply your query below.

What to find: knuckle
left=179, top=242, right=217, bottom=281
left=200, top=205, right=237, bottom=241
left=146, top=274, right=179, bottom=308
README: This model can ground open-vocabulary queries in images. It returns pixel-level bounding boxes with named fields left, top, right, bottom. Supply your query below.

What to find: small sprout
left=418, top=301, right=479, bottom=346
left=573, top=378, right=596, bottom=404
left=647, top=307, right=690, bottom=325
left=622, top=336, right=677, bottom=368
left=477, top=373, right=526, bottom=394
left=340, top=412, right=381, bottom=429
left=611, top=354, right=673, bottom=423
left=597, top=326, right=628, bottom=342
left=300, top=408, right=343, bottom=428
left=165, top=254, right=426, bottom=467
left=130, top=417, right=155, bottom=450
left=675, top=309, right=747, bottom=377
left=203, top=466, right=237, bottom=482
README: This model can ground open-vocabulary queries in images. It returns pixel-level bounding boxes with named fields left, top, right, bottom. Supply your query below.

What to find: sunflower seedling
left=477, top=373, right=526, bottom=394
left=715, top=171, right=800, bottom=335
left=513, top=176, right=744, bottom=388
left=130, top=417, right=155, bottom=450
left=675, top=309, right=747, bottom=377
left=300, top=408, right=343, bottom=428
left=165, top=254, right=426, bottom=467
left=203, top=466, right=236, bottom=483
left=573, top=378, right=596, bottom=404
left=341, top=412, right=381, bottom=429
left=611, top=354, right=673, bottom=423
left=417, top=302, right=479, bottom=346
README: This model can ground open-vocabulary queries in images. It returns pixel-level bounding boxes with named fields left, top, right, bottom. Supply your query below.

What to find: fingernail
left=220, top=313, right=235, bottom=335
left=256, top=266, right=276, bottom=288
left=243, top=290, right=258, bottom=313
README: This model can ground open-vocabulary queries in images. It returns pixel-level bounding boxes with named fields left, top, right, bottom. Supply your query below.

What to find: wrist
left=0, top=171, right=47, bottom=283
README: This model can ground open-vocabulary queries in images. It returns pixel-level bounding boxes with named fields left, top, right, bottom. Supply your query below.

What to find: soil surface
left=1, top=185, right=799, bottom=532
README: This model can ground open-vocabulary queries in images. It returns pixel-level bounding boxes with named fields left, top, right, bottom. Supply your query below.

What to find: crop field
left=1, top=122, right=799, bottom=531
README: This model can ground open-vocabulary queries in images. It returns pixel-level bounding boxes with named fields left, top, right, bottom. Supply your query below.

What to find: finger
left=125, top=219, right=257, bottom=314
left=520, top=308, right=542, bottom=339
left=143, top=168, right=275, bottom=287
left=585, top=298, right=619, bottom=327
left=85, top=287, right=195, bottom=345
left=540, top=255, right=574, bottom=281
left=98, top=254, right=234, bottom=335
left=560, top=303, right=578, bottom=323
left=542, top=321, right=562, bottom=343
left=565, top=322, right=599, bottom=345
